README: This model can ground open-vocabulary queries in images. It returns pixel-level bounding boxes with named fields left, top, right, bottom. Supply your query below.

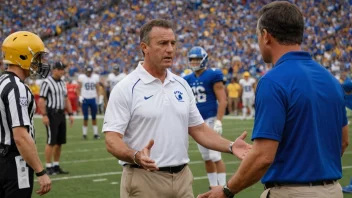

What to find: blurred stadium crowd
left=1, top=0, right=351, bottom=82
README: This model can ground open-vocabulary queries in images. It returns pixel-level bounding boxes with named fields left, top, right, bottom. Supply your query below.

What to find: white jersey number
left=243, top=85, right=252, bottom=92
left=84, top=82, right=96, bottom=90
left=192, top=86, right=206, bottom=103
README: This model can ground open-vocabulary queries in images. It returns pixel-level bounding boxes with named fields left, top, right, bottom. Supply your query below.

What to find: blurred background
left=1, top=0, right=351, bottom=82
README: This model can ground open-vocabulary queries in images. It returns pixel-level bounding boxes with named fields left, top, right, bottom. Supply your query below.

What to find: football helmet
left=85, top=66, right=93, bottom=76
left=2, top=31, right=50, bottom=79
left=243, top=71, right=250, bottom=77
left=113, top=65, right=119, bottom=71
left=188, top=46, right=208, bottom=71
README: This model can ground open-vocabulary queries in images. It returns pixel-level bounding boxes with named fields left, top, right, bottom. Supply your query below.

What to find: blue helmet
left=85, top=66, right=93, bottom=76
left=188, top=46, right=208, bottom=71
left=85, top=66, right=93, bottom=73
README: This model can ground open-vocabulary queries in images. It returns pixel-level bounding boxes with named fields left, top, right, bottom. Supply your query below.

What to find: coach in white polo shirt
left=103, top=19, right=251, bottom=198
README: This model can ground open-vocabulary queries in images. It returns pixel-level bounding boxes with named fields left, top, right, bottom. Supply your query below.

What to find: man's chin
left=162, top=63, right=173, bottom=69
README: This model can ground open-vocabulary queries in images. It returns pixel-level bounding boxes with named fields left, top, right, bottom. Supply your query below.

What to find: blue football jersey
left=342, top=78, right=352, bottom=110
left=184, top=68, right=223, bottom=120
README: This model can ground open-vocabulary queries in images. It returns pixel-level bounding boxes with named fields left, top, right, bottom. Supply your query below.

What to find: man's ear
left=262, top=29, right=271, bottom=44
left=140, top=42, right=147, bottom=55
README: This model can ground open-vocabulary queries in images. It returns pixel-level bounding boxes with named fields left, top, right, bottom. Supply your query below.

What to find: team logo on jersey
left=174, top=91, right=184, bottom=102
left=19, top=97, right=28, bottom=106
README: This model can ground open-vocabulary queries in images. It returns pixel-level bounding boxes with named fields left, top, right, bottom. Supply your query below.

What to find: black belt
left=264, top=180, right=336, bottom=189
left=128, top=164, right=187, bottom=174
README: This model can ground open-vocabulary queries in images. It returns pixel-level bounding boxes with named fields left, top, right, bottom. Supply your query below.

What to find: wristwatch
left=36, top=169, right=47, bottom=177
left=223, top=185, right=235, bottom=198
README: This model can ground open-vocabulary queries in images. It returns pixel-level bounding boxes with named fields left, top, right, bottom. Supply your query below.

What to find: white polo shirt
left=102, top=62, right=204, bottom=167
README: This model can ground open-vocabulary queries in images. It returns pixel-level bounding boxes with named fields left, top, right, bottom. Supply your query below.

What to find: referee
left=38, top=62, right=74, bottom=175
left=0, top=31, right=51, bottom=197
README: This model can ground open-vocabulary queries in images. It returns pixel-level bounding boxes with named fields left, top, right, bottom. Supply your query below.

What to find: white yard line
left=35, top=161, right=241, bottom=182
left=36, top=148, right=203, bottom=156
left=34, top=115, right=246, bottom=120
left=36, top=163, right=352, bottom=182
left=35, top=158, right=352, bottom=184
left=38, top=148, right=106, bottom=155
left=93, top=178, right=107, bottom=182
left=37, top=146, right=352, bottom=156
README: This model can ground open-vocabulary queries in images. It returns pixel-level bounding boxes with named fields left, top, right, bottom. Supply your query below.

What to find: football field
left=30, top=117, right=352, bottom=198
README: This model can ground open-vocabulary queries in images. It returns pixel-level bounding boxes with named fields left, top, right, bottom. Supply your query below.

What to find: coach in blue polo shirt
left=198, top=2, right=349, bottom=198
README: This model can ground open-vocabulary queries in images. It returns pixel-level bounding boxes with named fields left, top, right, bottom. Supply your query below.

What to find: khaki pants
left=121, top=165, right=194, bottom=198
left=260, top=181, right=343, bottom=198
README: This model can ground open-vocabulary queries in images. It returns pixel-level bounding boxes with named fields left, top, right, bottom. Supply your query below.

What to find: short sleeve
left=211, top=69, right=224, bottom=84
left=102, top=85, right=131, bottom=134
left=39, top=81, right=49, bottom=98
left=239, top=79, right=244, bottom=86
left=77, top=74, right=83, bottom=83
left=184, top=81, right=204, bottom=127
left=5, top=84, right=31, bottom=128
left=63, top=82, right=68, bottom=97
left=252, top=78, right=286, bottom=142
left=226, top=84, right=231, bottom=92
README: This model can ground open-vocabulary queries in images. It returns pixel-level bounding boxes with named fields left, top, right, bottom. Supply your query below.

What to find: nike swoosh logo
left=144, top=95, right=153, bottom=100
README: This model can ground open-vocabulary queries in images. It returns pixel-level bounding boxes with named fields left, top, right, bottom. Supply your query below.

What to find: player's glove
left=99, top=95, right=104, bottom=105
left=213, top=120, right=223, bottom=135
left=79, top=96, right=84, bottom=103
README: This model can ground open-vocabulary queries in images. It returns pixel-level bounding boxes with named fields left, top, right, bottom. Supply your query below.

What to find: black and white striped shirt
left=40, top=76, right=67, bottom=110
left=0, top=72, right=35, bottom=146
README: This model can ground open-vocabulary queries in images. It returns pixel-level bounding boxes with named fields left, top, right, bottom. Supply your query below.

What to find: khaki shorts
left=260, top=181, right=343, bottom=198
left=121, top=165, right=194, bottom=198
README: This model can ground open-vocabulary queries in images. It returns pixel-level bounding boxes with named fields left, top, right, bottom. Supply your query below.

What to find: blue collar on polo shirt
left=137, top=62, right=175, bottom=84
left=274, top=51, right=312, bottom=67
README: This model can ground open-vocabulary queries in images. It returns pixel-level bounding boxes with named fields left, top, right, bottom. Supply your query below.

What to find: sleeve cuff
left=251, top=132, right=281, bottom=142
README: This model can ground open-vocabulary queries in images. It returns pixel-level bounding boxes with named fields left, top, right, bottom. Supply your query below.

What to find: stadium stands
left=1, top=0, right=351, bottom=82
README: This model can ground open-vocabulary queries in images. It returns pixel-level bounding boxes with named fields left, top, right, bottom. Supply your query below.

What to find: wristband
left=42, top=113, right=47, bottom=117
left=133, top=150, right=140, bottom=166
left=229, top=142, right=234, bottom=154
left=68, top=113, right=73, bottom=116
left=35, top=169, right=47, bottom=177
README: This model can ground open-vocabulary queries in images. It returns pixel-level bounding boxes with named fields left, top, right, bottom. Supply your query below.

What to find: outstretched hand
left=232, top=131, right=252, bottom=160
left=137, top=139, right=159, bottom=171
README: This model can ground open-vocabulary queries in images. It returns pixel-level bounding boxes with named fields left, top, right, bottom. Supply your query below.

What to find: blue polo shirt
left=252, top=51, right=347, bottom=183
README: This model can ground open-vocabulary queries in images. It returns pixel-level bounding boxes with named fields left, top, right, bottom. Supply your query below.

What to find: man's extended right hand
left=232, top=131, right=252, bottom=160
left=136, top=139, right=159, bottom=171
left=36, top=174, right=51, bottom=196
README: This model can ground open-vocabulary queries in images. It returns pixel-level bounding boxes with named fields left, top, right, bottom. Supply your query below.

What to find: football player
left=77, top=66, right=100, bottom=140
left=106, top=65, right=120, bottom=98
left=184, top=46, right=227, bottom=188
left=239, top=71, right=256, bottom=120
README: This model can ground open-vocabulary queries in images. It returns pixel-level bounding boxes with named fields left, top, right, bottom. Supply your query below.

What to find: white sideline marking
left=38, top=148, right=106, bottom=155
left=33, top=115, right=245, bottom=120
left=60, top=157, right=115, bottom=164
left=111, top=182, right=119, bottom=185
left=38, top=148, right=199, bottom=156
left=39, top=172, right=122, bottom=182
left=37, top=146, right=352, bottom=156
left=35, top=161, right=352, bottom=182
left=35, top=161, right=241, bottom=182
left=342, top=165, right=352, bottom=169
left=59, top=155, right=240, bottom=164
left=93, top=178, right=107, bottom=182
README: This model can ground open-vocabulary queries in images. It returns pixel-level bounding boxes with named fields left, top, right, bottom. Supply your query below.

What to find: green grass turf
left=29, top=117, right=352, bottom=198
